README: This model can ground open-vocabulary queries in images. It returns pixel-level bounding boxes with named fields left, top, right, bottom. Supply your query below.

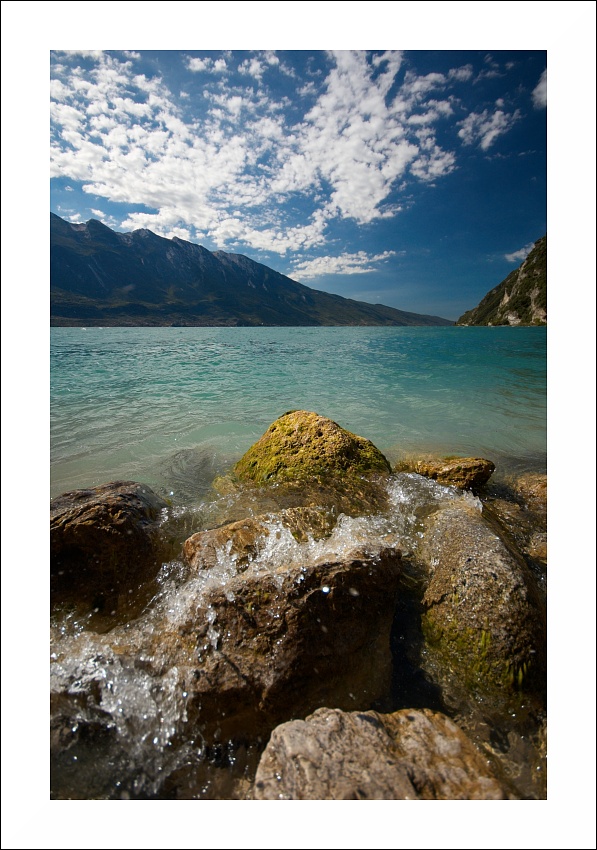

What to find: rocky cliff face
left=50, top=213, right=452, bottom=327
left=456, top=236, right=546, bottom=326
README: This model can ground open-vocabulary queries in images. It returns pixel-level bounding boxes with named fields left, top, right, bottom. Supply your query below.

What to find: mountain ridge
left=456, top=235, right=547, bottom=326
left=50, top=213, right=453, bottom=327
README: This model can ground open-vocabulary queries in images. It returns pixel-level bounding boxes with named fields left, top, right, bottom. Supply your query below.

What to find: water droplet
left=322, top=586, right=330, bottom=594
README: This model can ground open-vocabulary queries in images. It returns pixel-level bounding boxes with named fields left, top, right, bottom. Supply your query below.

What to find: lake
left=50, top=325, right=546, bottom=501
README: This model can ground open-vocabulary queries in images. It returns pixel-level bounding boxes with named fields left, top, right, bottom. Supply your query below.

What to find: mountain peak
left=50, top=213, right=453, bottom=328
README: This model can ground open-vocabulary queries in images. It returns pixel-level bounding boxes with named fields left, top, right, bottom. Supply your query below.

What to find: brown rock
left=50, top=481, right=169, bottom=623
left=185, top=546, right=403, bottom=740
left=183, top=506, right=336, bottom=573
left=420, top=502, right=546, bottom=697
left=511, top=472, right=547, bottom=515
left=253, top=707, right=511, bottom=800
left=50, top=544, right=403, bottom=797
left=395, top=456, right=495, bottom=491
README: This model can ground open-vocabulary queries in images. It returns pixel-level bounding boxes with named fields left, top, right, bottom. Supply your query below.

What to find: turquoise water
left=50, top=326, right=546, bottom=501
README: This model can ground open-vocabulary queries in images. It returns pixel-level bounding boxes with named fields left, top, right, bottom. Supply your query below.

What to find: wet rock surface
left=420, top=501, right=546, bottom=698
left=49, top=419, right=547, bottom=800
left=183, top=506, right=337, bottom=573
left=50, top=539, right=403, bottom=797
left=483, top=472, right=547, bottom=586
left=395, top=455, right=495, bottom=491
left=254, top=706, right=511, bottom=800
left=50, top=481, right=169, bottom=626
left=185, top=546, right=403, bottom=740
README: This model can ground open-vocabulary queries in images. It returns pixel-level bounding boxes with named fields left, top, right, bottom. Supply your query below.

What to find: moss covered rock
left=420, top=502, right=546, bottom=699
left=234, top=410, right=391, bottom=484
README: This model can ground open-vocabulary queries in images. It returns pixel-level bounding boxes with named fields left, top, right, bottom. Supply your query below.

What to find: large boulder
left=253, top=707, right=511, bottom=800
left=50, top=543, right=403, bottom=791
left=419, top=502, right=546, bottom=697
left=394, top=456, right=495, bottom=491
left=50, top=481, right=169, bottom=624
left=185, top=545, right=402, bottom=740
left=233, top=410, right=391, bottom=484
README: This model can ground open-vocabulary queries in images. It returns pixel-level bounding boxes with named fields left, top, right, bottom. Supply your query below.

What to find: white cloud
left=448, top=65, right=473, bottom=82
left=291, top=250, right=397, bottom=280
left=532, top=69, right=547, bottom=109
left=458, top=108, right=521, bottom=150
left=186, top=56, right=227, bottom=74
left=50, top=51, right=514, bottom=257
left=504, top=242, right=535, bottom=263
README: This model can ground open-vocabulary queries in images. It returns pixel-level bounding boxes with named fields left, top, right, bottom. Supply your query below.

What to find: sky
left=50, top=48, right=548, bottom=321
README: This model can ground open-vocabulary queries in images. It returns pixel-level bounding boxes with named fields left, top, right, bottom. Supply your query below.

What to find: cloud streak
left=291, top=250, right=397, bottom=280
left=532, top=69, right=547, bottom=109
left=504, top=242, right=535, bottom=263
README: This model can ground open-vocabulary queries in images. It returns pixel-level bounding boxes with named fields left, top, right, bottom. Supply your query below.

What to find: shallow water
left=50, top=326, right=546, bottom=500
left=50, top=326, right=547, bottom=799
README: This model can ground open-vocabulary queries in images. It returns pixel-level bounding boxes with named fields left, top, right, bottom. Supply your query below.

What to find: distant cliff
left=50, top=213, right=453, bottom=328
left=456, top=236, right=546, bottom=326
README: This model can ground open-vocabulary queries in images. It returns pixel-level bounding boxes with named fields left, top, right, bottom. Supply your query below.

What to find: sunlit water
left=51, top=326, right=546, bottom=501
left=50, top=326, right=547, bottom=799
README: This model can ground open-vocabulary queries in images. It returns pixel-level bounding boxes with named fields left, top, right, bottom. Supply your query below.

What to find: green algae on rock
left=234, top=410, right=392, bottom=484
left=419, top=502, right=546, bottom=699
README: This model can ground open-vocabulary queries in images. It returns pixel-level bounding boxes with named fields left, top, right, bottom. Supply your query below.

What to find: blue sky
left=50, top=48, right=547, bottom=321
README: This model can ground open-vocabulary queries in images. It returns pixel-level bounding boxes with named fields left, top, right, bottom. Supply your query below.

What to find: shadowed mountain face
left=50, top=214, right=453, bottom=327
left=456, top=236, right=546, bottom=327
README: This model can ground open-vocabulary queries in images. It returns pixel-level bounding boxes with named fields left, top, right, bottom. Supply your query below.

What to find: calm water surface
left=50, top=326, right=546, bottom=501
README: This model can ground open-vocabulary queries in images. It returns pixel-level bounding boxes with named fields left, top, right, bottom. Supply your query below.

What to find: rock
left=510, top=472, right=547, bottom=517
left=185, top=546, right=402, bottom=740
left=482, top=471, right=547, bottom=587
left=50, top=544, right=403, bottom=799
left=233, top=410, right=391, bottom=484
left=183, top=506, right=337, bottom=573
left=253, top=707, right=511, bottom=799
left=394, top=455, right=495, bottom=491
left=50, top=481, right=169, bottom=624
left=419, top=502, right=546, bottom=697
left=483, top=498, right=547, bottom=572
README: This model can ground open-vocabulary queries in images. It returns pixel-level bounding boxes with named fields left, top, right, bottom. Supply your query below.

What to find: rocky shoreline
left=50, top=411, right=547, bottom=800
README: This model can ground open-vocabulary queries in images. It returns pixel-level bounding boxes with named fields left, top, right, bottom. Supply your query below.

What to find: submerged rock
left=420, top=502, right=546, bottom=698
left=183, top=506, right=336, bottom=573
left=233, top=410, right=391, bottom=484
left=50, top=481, right=168, bottom=623
left=394, top=456, right=495, bottom=491
left=253, top=706, right=511, bottom=800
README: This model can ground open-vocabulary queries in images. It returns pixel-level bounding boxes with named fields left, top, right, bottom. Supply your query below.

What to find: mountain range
left=456, top=235, right=546, bottom=326
left=50, top=213, right=453, bottom=328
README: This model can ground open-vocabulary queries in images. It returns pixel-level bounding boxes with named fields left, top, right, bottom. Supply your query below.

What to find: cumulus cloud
left=532, top=69, right=547, bottom=109
left=187, top=56, right=227, bottom=73
left=458, top=107, right=521, bottom=150
left=50, top=50, right=531, bottom=260
left=504, top=242, right=535, bottom=263
left=291, top=250, right=397, bottom=279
